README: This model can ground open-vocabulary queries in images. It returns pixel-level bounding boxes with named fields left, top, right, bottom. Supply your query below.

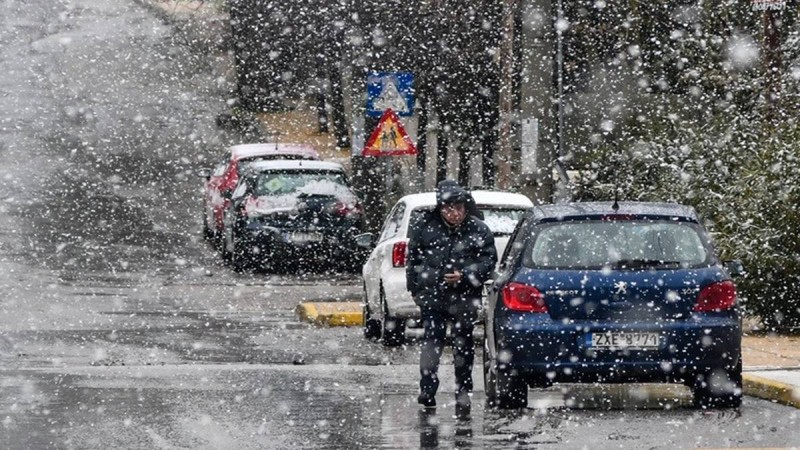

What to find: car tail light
left=223, top=163, right=238, bottom=190
left=502, top=282, right=547, bottom=313
left=242, top=196, right=258, bottom=216
left=392, top=241, right=408, bottom=267
left=693, top=280, right=737, bottom=312
left=331, top=201, right=363, bottom=217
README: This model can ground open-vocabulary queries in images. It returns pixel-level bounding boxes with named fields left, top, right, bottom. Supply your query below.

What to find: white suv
left=359, top=190, right=534, bottom=346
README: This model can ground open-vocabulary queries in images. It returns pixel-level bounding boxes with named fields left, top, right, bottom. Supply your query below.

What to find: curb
left=296, top=302, right=362, bottom=327
left=743, top=373, right=800, bottom=408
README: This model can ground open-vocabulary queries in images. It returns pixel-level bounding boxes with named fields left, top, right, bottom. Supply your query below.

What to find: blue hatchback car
left=484, top=202, right=743, bottom=409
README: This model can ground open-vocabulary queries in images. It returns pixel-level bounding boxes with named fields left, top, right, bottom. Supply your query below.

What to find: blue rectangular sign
left=366, top=71, right=415, bottom=117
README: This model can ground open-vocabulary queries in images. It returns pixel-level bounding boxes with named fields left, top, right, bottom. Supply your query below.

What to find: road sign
left=362, top=109, right=417, bottom=157
left=367, top=72, right=414, bottom=117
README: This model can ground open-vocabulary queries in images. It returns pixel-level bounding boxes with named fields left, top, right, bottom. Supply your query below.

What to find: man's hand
left=444, top=271, right=462, bottom=284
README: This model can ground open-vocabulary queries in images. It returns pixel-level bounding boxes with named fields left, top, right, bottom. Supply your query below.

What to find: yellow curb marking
left=743, top=373, right=800, bottom=409
left=296, top=302, right=362, bottom=327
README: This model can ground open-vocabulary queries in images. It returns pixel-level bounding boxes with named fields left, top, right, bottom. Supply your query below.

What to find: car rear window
left=254, top=170, right=349, bottom=196
left=523, top=220, right=712, bottom=270
left=480, top=208, right=526, bottom=235
left=408, top=206, right=527, bottom=236
left=240, top=154, right=315, bottom=165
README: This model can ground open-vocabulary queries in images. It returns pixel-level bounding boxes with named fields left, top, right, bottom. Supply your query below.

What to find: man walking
left=406, top=180, right=497, bottom=417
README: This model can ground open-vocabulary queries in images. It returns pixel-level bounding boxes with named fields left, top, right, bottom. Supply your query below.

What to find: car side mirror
left=196, top=168, right=211, bottom=180
left=724, top=259, right=745, bottom=277
left=355, top=233, right=375, bottom=249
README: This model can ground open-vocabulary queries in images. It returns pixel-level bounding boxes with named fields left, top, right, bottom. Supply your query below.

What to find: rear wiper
left=612, top=259, right=682, bottom=269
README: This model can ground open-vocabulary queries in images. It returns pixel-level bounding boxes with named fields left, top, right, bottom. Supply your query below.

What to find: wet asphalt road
left=1, top=0, right=799, bottom=448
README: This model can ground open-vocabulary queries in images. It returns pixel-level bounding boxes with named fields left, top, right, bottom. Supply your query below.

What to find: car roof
left=529, top=201, right=699, bottom=221
left=398, top=190, right=534, bottom=209
left=242, top=159, right=346, bottom=173
left=229, top=143, right=320, bottom=160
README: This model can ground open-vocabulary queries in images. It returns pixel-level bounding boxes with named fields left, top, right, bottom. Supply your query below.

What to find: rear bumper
left=384, top=274, right=488, bottom=321
left=242, top=226, right=361, bottom=262
left=382, top=273, right=419, bottom=319
left=494, top=312, right=741, bottom=383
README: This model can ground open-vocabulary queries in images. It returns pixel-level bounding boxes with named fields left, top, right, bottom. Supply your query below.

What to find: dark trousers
left=419, top=307, right=476, bottom=399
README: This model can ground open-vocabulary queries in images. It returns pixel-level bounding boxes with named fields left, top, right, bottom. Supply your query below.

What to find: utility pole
left=750, top=0, right=784, bottom=124
left=762, top=4, right=783, bottom=125
left=497, top=0, right=518, bottom=190
left=551, top=0, right=571, bottom=203
left=516, top=0, right=556, bottom=203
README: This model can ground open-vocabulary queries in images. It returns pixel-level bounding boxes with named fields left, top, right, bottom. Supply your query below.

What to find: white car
left=359, top=190, right=534, bottom=346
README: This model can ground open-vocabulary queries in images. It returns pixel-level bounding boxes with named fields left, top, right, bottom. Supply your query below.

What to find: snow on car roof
left=400, top=190, right=533, bottom=209
left=229, top=143, right=320, bottom=160
left=243, top=159, right=345, bottom=173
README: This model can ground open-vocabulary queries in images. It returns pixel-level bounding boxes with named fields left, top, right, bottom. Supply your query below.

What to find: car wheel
left=380, top=288, right=405, bottom=347
left=221, top=225, right=233, bottom=262
left=231, top=229, right=254, bottom=272
left=202, top=213, right=214, bottom=241
left=342, top=252, right=365, bottom=274
left=362, top=284, right=381, bottom=340
left=484, top=339, right=528, bottom=409
left=692, top=357, right=743, bottom=409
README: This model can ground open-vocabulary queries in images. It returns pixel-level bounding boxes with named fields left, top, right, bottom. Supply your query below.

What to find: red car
left=198, top=143, right=321, bottom=241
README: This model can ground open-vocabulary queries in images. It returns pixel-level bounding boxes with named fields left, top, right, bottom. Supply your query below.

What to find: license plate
left=285, top=232, right=323, bottom=243
left=588, top=332, right=660, bottom=349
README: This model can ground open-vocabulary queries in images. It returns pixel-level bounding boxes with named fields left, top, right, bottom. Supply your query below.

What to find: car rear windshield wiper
left=612, top=259, right=683, bottom=269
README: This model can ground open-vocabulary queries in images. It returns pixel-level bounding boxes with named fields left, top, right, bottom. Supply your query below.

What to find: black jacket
left=406, top=182, right=497, bottom=312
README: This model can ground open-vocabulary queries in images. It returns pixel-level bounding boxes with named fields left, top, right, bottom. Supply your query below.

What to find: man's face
left=440, top=202, right=466, bottom=226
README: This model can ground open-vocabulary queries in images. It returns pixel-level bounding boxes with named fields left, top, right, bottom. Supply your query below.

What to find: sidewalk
left=742, top=332, right=800, bottom=408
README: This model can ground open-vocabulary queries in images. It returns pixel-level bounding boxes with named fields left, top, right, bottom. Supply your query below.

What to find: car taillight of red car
left=692, top=280, right=737, bottom=312
left=502, top=282, right=548, bottom=313
left=392, top=241, right=408, bottom=267
left=330, top=201, right=363, bottom=218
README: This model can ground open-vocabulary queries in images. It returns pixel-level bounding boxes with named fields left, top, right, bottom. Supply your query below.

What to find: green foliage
left=574, top=6, right=800, bottom=329
left=602, top=109, right=800, bottom=329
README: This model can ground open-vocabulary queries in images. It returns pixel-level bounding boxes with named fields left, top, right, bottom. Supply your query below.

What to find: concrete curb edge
left=296, top=302, right=362, bottom=327
left=743, top=373, right=800, bottom=409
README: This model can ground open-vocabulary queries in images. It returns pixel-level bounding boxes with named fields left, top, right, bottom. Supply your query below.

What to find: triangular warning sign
left=362, top=109, right=417, bottom=157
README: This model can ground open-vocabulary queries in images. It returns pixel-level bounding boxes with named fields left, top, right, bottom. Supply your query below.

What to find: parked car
left=221, top=159, right=365, bottom=272
left=198, top=143, right=320, bottom=242
left=483, top=201, right=744, bottom=409
left=358, top=190, right=534, bottom=346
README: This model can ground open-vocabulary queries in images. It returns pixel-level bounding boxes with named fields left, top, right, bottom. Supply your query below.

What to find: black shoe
left=418, top=393, right=436, bottom=408
left=455, top=392, right=471, bottom=419
left=455, top=402, right=471, bottom=420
